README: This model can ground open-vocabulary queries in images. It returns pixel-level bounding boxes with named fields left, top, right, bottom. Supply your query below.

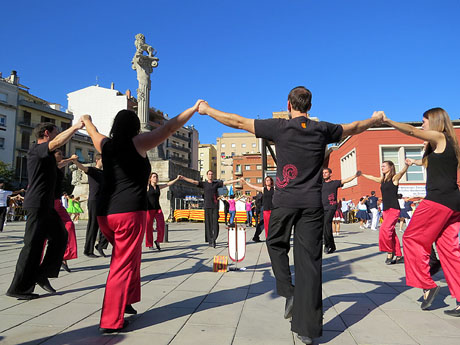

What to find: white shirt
left=0, top=189, right=13, bottom=207
left=341, top=200, right=350, bottom=212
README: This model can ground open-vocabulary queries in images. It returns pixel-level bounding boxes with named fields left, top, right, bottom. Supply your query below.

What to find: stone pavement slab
left=1, top=220, right=459, bottom=344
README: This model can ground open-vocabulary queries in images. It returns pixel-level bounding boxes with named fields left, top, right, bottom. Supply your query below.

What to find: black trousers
left=84, top=200, right=99, bottom=255
left=224, top=209, right=229, bottom=224
left=204, top=208, right=219, bottom=244
left=323, top=208, right=336, bottom=251
left=253, top=207, right=264, bottom=239
left=8, top=207, right=67, bottom=294
left=267, top=207, right=324, bottom=338
left=0, top=206, right=6, bottom=232
left=343, top=210, right=349, bottom=223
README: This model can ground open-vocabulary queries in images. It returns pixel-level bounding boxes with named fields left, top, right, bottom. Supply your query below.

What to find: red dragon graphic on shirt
left=276, top=164, right=298, bottom=188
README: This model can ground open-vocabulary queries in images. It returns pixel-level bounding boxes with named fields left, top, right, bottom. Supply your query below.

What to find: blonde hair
left=422, top=108, right=460, bottom=169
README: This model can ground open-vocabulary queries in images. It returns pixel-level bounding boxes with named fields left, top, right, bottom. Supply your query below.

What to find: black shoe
left=213, top=241, right=217, bottom=248
left=124, top=304, right=137, bottom=315
left=429, top=260, right=442, bottom=276
left=61, top=261, right=71, bottom=273
left=36, top=277, right=56, bottom=294
left=385, top=253, right=395, bottom=265
left=99, top=320, right=129, bottom=334
left=85, top=253, right=99, bottom=258
left=394, top=256, right=404, bottom=264
left=323, top=246, right=329, bottom=254
left=95, top=245, right=107, bottom=257
left=284, top=296, right=294, bottom=319
left=444, top=306, right=460, bottom=317
left=421, top=285, right=440, bottom=310
left=327, top=247, right=336, bottom=254
left=252, top=237, right=262, bottom=243
left=154, top=240, right=161, bottom=251
left=297, top=334, right=313, bottom=344
left=6, top=291, right=39, bottom=300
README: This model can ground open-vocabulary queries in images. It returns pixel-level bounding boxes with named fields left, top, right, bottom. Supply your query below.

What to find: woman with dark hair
left=82, top=101, right=202, bottom=332
left=146, top=172, right=179, bottom=251
left=362, top=160, right=409, bottom=264
left=383, top=108, right=460, bottom=315
left=355, top=197, right=370, bottom=228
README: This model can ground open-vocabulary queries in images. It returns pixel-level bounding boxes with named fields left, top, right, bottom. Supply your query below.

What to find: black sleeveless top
left=147, top=185, right=161, bottom=210
left=381, top=180, right=399, bottom=211
left=98, top=138, right=151, bottom=216
left=425, top=135, right=460, bottom=211
left=53, top=167, right=64, bottom=200
left=263, top=186, right=274, bottom=210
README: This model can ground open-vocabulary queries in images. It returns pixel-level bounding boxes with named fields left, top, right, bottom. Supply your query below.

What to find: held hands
left=371, top=111, right=385, bottom=125
left=239, top=177, right=246, bottom=184
left=405, top=158, right=415, bottom=166
left=80, top=115, right=92, bottom=124
left=70, top=154, right=78, bottom=161
left=355, top=170, right=362, bottom=177
left=193, top=100, right=206, bottom=113
left=198, top=101, right=210, bottom=115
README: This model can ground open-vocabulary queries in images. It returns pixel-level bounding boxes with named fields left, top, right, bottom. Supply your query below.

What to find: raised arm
left=406, top=158, right=423, bottom=166
left=71, top=157, right=89, bottom=173
left=81, top=115, right=108, bottom=153
left=48, top=119, right=85, bottom=152
left=158, top=176, right=180, bottom=190
left=341, top=170, right=361, bottom=185
left=223, top=178, right=240, bottom=186
left=179, top=175, right=200, bottom=186
left=341, top=111, right=384, bottom=138
left=241, top=178, right=264, bottom=192
left=198, top=102, right=255, bottom=134
left=383, top=115, right=444, bottom=148
left=393, top=161, right=410, bottom=184
left=133, top=100, right=202, bottom=156
left=57, top=154, right=78, bottom=169
left=361, top=173, right=381, bottom=183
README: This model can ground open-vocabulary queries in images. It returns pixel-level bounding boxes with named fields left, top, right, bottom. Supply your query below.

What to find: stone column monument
left=131, top=33, right=159, bottom=130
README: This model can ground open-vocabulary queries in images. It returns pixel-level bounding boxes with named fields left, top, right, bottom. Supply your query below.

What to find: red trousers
left=54, top=200, right=77, bottom=260
left=379, top=208, right=402, bottom=256
left=97, top=210, right=146, bottom=329
left=145, top=209, right=165, bottom=247
left=403, top=200, right=460, bottom=300
left=263, top=210, right=272, bottom=238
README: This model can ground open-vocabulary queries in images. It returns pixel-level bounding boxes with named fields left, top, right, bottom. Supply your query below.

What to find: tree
left=0, top=161, right=15, bottom=189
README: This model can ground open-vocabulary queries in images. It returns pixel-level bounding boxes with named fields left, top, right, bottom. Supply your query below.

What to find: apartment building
left=198, top=144, right=217, bottom=180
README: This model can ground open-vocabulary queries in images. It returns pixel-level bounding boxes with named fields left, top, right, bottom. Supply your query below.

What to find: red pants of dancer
left=263, top=210, right=272, bottom=238
left=379, top=208, right=402, bottom=256
left=54, top=200, right=77, bottom=260
left=145, top=209, right=165, bottom=247
left=97, top=210, right=146, bottom=329
left=403, top=200, right=460, bottom=300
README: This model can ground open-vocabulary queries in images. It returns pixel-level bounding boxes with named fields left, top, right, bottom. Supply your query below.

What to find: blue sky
left=2, top=0, right=460, bottom=144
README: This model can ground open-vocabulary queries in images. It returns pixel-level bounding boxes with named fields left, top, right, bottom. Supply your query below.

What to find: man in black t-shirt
left=72, top=154, right=108, bottom=258
left=197, top=86, right=383, bottom=344
left=321, top=168, right=360, bottom=254
left=181, top=171, right=239, bottom=247
left=7, top=120, right=84, bottom=300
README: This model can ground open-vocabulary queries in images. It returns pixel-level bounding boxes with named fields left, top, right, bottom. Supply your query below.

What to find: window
left=340, top=149, right=358, bottom=188
left=242, top=143, right=246, bottom=148
left=21, top=131, right=31, bottom=150
left=23, top=111, right=31, bottom=125
left=245, top=191, right=251, bottom=196
left=256, top=165, right=262, bottom=170
left=257, top=178, right=262, bottom=183
left=221, top=143, right=226, bottom=148
left=221, top=170, right=225, bottom=175
left=252, top=143, right=257, bottom=148
left=0, top=115, right=6, bottom=127
left=200, top=152, right=204, bottom=156
left=236, top=164, right=242, bottom=173
left=0, top=137, right=4, bottom=149
left=75, top=148, right=84, bottom=162
left=245, top=165, right=251, bottom=170
left=246, top=178, right=251, bottom=183
left=15, top=155, right=27, bottom=179
left=231, top=143, right=236, bottom=148
left=381, top=145, right=425, bottom=182
left=0, top=92, right=7, bottom=103
left=41, top=116, right=55, bottom=124
left=61, top=121, right=70, bottom=131
left=88, top=150, right=95, bottom=163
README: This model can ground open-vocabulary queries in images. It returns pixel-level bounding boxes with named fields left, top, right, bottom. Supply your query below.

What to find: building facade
left=0, top=71, right=19, bottom=167
left=198, top=144, right=217, bottom=180
left=232, top=153, right=276, bottom=197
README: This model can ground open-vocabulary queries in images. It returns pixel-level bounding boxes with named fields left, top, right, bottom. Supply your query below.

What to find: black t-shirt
left=198, top=180, right=224, bottom=209
left=321, top=180, right=342, bottom=210
left=147, top=185, right=161, bottom=210
left=263, top=186, right=274, bottom=210
left=425, top=135, right=460, bottom=211
left=23, top=142, right=57, bottom=209
left=255, top=117, right=343, bottom=208
left=222, top=199, right=230, bottom=212
left=86, top=167, right=103, bottom=201
left=368, top=195, right=378, bottom=209
left=53, top=167, right=64, bottom=200
left=254, top=193, right=263, bottom=210
left=98, top=138, right=151, bottom=216
left=381, top=180, right=399, bottom=211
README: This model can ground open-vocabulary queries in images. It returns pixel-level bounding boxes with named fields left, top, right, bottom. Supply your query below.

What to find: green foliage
left=0, top=161, right=15, bottom=189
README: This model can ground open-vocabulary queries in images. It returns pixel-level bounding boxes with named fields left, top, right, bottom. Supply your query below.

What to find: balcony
left=172, top=133, right=190, bottom=142
left=168, top=155, right=190, bottom=165
left=234, top=183, right=243, bottom=189
left=166, top=143, right=190, bottom=153
left=235, top=170, right=243, bottom=176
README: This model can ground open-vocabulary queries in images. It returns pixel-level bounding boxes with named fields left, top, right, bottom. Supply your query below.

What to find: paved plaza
left=0, top=220, right=459, bottom=345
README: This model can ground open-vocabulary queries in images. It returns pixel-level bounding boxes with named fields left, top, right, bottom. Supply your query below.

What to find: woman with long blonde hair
left=383, top=108, right=460, bottom=315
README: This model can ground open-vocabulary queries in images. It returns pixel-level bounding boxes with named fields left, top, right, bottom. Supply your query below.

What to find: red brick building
left=232, top=153, right=275, bottom=197
left=326, top=122, right=460, bottom=205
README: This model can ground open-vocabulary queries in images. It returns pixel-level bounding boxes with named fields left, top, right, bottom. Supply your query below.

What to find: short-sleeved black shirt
left=53, top=167, right=64, bottom=200
left=254, top=117, right=343, bottom=208
left=147, top=185, right=161, bottom=210
left=198, top=180, right=224, bottom=209
left=23, top=142, right=57, bottom=209
left=98, top=138, right=151, bottom=216
left=321, top=180, right=342, bottom=210
left=86, top=167, right=103, bottom=201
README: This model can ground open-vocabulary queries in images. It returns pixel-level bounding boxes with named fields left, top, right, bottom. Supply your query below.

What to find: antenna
left=95, top=76, right=99, bottom=86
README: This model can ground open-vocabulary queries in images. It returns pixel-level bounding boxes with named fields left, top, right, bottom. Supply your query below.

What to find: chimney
left=126, top=89, right=131, bottom=98
left=9, top=70, right=19, bottom=85
left=111, top=82, right=115, bottom=90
